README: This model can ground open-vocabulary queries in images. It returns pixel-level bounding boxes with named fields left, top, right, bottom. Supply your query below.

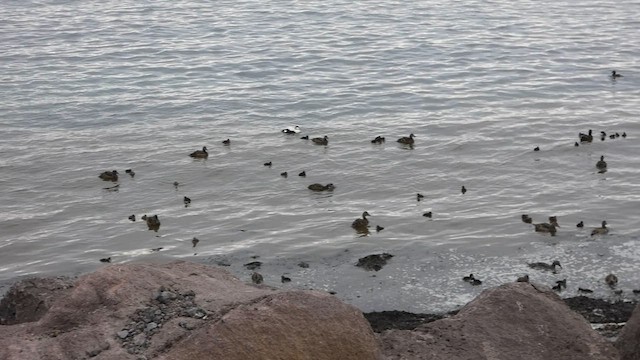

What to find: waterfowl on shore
left=591, top=221, right=608, bottom=236
left=252, top=272, right=264, bottom=285
left=222, top=139, right=230, bottom=145
left=141, top=214, right=161, bottom=232
left=397, top=133, right=415, bottom=145
left=282, top=125, right=301, bottom=134
left=371, top=136, right=385, bottom=144
left=521, top=214, right=532, bottom=224
left=461, top=186, right=467, bottom=194
left=579, top=130, right=593, bottom=143
left=417, top=193, right=425, bottom=201
left=611, top=70, right=622, bottom=78
left=125, top=169, right=135, bottom=178
left=351, top=211, right=371, bottom=230
left=576, top=221, right=584, bottom=228
left=100, top=257, right=111, bottom=263
left=298, top=171, right=306, bottom=177
left=99, top=170, right=119, bottom=182
left=605, top=273, right=618, bottom=288
left=308, top=183, right=335, bottom=192
left=184, top=196, right=191, bottom=207
left=516, top=274, right=529, bottom=283
left=192, top=237, right=199, bottom=248
left=189, top=146, right=208, bottom=159
left=596, top=155, right=607, bottom=170
left=311, top=135, right=329, bottom=145
left=527, top=260, right=562, bottom=272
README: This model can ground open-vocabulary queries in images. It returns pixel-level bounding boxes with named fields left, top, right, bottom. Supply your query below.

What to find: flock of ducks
left=96, top=71, right=632, bottom=295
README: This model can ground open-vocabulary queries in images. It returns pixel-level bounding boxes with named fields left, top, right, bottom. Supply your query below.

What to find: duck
left=281, top=275, right=292, bottom=283
left=251, top=272, right=264, bottom=285
left=282, top=125, right=301, bottom=134
left=423, top=211, right=433, bottom=218
left=516, top=274, right=529, bottom=283
left=307, top=183, right=335, bottom=192
left=461, top=186, right=467, bottom=194
left=173, top=181, right=180, bottom=189
left=609, top=134, right=615, bottom=139
left=611, top=70, right=622, bottom=78
left=576, top=221, right=584, bottom=228
left=521, top=214, right=532, bottom=224
left=298, top=171, right=306, bottom=177
left=591, top=221, right=608, bottom=236
left=527, top=260, right=562, bottom=272
left=462, top=274, right=475, bottom=282
left=574, top=142, right=579, bottom=147
left=417, top=193, right=425, bottom=201
left=578, top=287, right=593, bottom=294
left=579, top=130, right=593, bottom=143
left=605, top=273, right=618, bottom=288
left=100, top=257, right=111, bottom=263
left=533, top=217, right=558, bottom=236
left=184, top=196, right=191, bottom=207
left=125, top=169, right=135, bottom=178
left=99, top=170, right=119, bottom=182
left=300, top=135, right=309, bottom=140
left=280, top=172, right=288, bottom=178
left=311, top=135, right=329, bottom=145
left=622, top=132, right=627, bottom=138
left=549, top=216, right=560, bottom=227
left=222, top=139, right=231, bottom=145
left=376, top=225, right=384, bottom=232
left=189, top=146, right=208, bottom=159
left=596, top=155, right=607, bottom=170
left=351, top=211, right=371, bottom=230
left=192, top=237, right=199, bottom=248
left=264, top=161, right=272, bottom=167
left=128, top=214, right=136, bottom=222
left=397, top=133, right=415, bottom=145
left=141, top=214, right=161, bottom=232
left=371, top=136, right=385, bottom=144
left=533, top=146, right=540, bottom=152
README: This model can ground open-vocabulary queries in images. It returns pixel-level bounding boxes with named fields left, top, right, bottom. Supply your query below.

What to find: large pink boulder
left=616, top=302, right=640, bottom=360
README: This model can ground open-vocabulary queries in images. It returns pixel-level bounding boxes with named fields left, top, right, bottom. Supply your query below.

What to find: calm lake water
left=1, top=0, right=639, bottom=312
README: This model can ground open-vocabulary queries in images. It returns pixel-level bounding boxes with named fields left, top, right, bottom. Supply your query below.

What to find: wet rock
left=117, top=330, right=129, bottom=339
left=364, top=310, right=448, bottom=333
left=356, top=253, right=394, bottom=271
left=616, top=302, right=640, bottom=360
left=379, top=282, right=619, bottom=360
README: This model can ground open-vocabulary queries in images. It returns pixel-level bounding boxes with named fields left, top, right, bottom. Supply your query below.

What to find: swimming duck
left=423, top=211, right=432, bottom=218
left=605, top=273, right=618, bottom=287
left=615, top=132, right=620, bottom=138
left=417, top=193, right=425, bottom=201
left=609, top=134, right=615, bottom=139
left=516, top=274, right=529, bottom=283
left=128, top=214, right=136, bottom=222
left=264, top=161, right=272, bottom=167
left=192, top=237, right=199, bottom=248
left=596, top=155, right=607, bottom=170
left=251, top=272, right=264, bottom=285
left=579, top=130, right=593, bottom=143
left=189, top=146, right=208, bottom=159
left=578, top=287, right=593, bottom=294
left=173, top=181, right=179, bottom=189
left=222, top=139, right=230, bottom=145
left=184, top=196, right=191, bottom=207
left=141, top=214, right=161, bottom=232
left=462, top=274, right=475, bottom=282
left=100, top=257, right=111, bottom=263
left=282, top=125, right=301, bottom=134
left=397, top=133, right=415, bottom=145
left=298, top=171, right=306, bottom=177
left=622, top=132, right=627, bottom=138
left=461, top=186, right=467, bottom=194
left=533, top=146, right=540, bottom=152
left=281, top=275, right=292, bottom=283
left=351, top=211, right=371, bottom=230
left=376, top=225, right=384, bottom=232
left=280, top=172, right=288, bottom=178
left=527, top=260, right=562, bottom=272
left=125, top=169, right=135, bottom=178
left=521, top=214, right=532, bottom=224
left=311, top=135, right=329, bottom=145
left=611, top=70, right=622, bottom=78
left=371, top=136, right=386, bottom=144
left=300, top=135, right=309, bottom=140
left=99, top=170, right=119, bottom=182
left=549, top=216, right=560, bottom=227
left=591, top=221, right=608, bottom=236
left=576, top=221, right=584, bottom=228
left=533, top=217, right=558, bottom=236
left=574, top=142, right=579, bottom=147
left=308, top=183, right=335, bottom=191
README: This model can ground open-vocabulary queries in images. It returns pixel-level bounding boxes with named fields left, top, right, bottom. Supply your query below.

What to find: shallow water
left=1, top=0, right=639, bottom=312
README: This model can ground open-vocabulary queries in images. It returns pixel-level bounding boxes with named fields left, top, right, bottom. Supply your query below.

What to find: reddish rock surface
left=379, top=282, right=620, bottom=360
left=0, top=261, right=382, bottom=360
left=617, top=302, right=640, bottom=360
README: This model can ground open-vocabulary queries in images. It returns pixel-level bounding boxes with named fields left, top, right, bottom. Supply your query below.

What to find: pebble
left=117, top=330, right=130, bottom=339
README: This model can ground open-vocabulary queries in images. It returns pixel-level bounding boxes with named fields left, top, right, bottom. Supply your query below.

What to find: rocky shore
left=0, top=260, right=638, bottom=359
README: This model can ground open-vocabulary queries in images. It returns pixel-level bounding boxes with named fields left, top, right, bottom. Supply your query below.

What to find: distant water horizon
left=1, top=0, right=639, bottom=312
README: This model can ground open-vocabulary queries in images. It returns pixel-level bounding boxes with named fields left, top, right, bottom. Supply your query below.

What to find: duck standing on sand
left=311, top=135, right=329, bottom=145
left=189, top=146, right=208, bottom=159
left=591, top=221, right=608, bottom=236
left=397, top=133, right=415, bottom=145
left=99, top=170, right=119, bottom=182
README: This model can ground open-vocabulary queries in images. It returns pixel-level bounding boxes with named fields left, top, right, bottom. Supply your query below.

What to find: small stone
left=145, top=322, right=158, bottom=332
left=117, top=330, right=130, bottom=339
left=133, top=333, right=147, bottom=347
left=186, top=307, right=206, bottom=319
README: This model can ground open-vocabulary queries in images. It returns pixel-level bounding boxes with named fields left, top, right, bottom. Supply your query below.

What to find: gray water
left=1, top=0, right=639, bottom=313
